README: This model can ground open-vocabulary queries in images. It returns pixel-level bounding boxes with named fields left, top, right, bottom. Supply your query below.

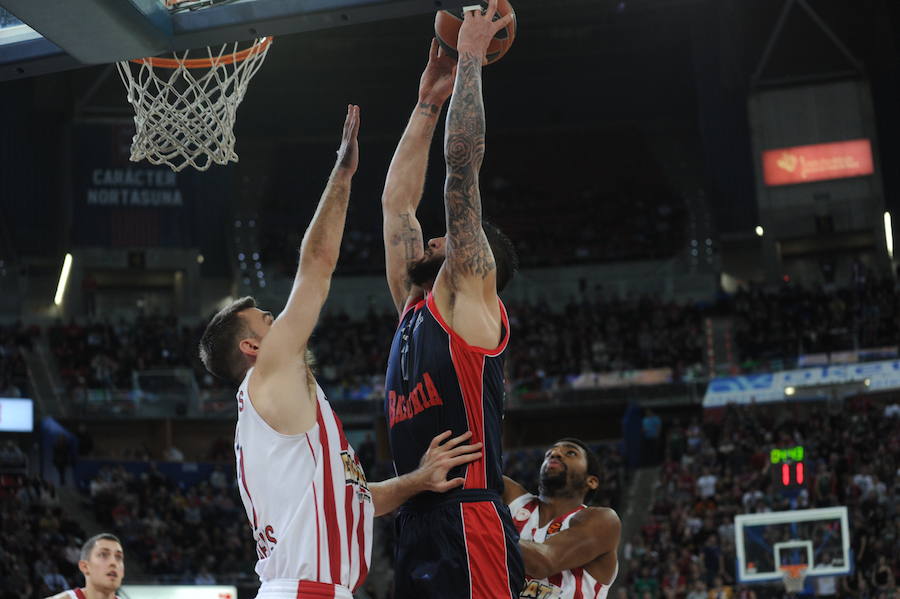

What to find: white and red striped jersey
left=509, top=494, right=616, bottom=599
left=46, top=591, right=121, bottom=599
left=235, top=369, right=373, bottom=595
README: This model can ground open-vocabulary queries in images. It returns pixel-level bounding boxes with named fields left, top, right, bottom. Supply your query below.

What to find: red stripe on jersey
left=296, top=580, right=337, bottom=598
left=74, top=590, right=87, bottom=599
left=462, top=502, right=514, bottom=599
left=305, top=433, right=322, bottom=580
left=354, top=500, right=368, bottom=591
left=595, top=581, right=605, bottom=599
left=572, top=567, right=585, bottom=599
left=333, top=413, right=357, bottom=584
left=448, top=338, right=487, bottom=489
left=238, top=447, right=258, bottom=529
left=317, top=407, right=343, bottom=585
left=426, top=293, right=510, bottom=356
left=399, top=295, right=426, bottom=325
left=548, top=505, right=585, bottom=532
left=512, top=498, right=540, bottom=534
left=549, top=573, right=563, bottom=588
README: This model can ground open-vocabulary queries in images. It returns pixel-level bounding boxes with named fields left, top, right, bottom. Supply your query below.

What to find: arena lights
left=755, top=225, right=764, bottom=237
left=784, top=386, right=796, bottom=396
left=53, top=253, right=73, bottom=306
left=884, top=212, right=893, bottom=259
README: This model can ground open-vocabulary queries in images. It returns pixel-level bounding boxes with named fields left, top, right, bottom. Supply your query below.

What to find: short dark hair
left=483, top=221, right=518, bottom=293
left=80, top=533, right=121, bottom=561
left=199, top=296, right=258, bottom=385
left=556, top=437, right=602, bottom=503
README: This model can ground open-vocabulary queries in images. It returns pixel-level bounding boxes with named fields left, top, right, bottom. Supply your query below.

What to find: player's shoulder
left=44, top=591, right=75, bottom=599
left=573, top=505, right=621, bottom=530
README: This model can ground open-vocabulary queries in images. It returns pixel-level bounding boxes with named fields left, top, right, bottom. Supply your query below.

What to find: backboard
left=0, top=0, right=445, bottom=80
left=734, top=506, right=852, bottom=584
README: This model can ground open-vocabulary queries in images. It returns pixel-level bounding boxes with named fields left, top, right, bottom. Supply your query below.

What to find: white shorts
left=255, top=579, right=353, bottom=599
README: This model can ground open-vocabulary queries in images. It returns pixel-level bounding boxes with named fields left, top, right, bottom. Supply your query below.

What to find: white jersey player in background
left=44, top=533, right=124, bottom=599
left=504, top=438, right=621, bottom=599
left=199, top=105, right=483, bottom=599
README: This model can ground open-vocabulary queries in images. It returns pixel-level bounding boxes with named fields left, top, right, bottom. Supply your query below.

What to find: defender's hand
left=456, top=0, right=514, bottom=65
left=419, top=38, right=458, bottom=106
left=414, top=430, right=482, bottom=492
left=336, top=104, right=360, bottom=174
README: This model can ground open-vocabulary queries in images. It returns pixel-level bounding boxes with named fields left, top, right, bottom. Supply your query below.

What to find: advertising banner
left=762, top=139, right=874, bottom=186
left=703, top=359, right=900, bottom=407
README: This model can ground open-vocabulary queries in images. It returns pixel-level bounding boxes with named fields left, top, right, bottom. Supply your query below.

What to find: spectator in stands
left=642, top=409, right=662, bottom=466
left=634, top=565, right=660, bottom=599
left=707, top=576, right=732, bottom=599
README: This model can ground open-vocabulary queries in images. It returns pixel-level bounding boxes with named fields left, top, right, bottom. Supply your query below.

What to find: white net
left=781, top=567, right=807, bottom=594
left=116, top=38, right=272, bottom=172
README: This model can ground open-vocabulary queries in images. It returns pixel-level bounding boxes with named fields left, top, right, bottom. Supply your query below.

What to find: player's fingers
left=445, top=443, right=483, bottom=457
left=428, top=430, right=454, bottom=449
left=352, top=105, right=361, bottom=134
left=429, top=37, right=439, bottom=58
left=486, top=0, right=498, bottom=19
left=442, top=430, right=474, bottom=448
left=437, top=478, right=466, bottom=491
left=493, top=11, right=514, bottom=32
left=342, top=104, right=352, bottom=131
left=462, top=4, right=479, bottom=19
left=447, top=452, right=482, bottom=467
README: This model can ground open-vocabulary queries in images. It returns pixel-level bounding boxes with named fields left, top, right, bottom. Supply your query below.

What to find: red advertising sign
left=762, top=139, right=874, bottom=186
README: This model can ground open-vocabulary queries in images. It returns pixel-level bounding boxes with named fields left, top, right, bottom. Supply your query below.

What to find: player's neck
left=536, top=492, right=584, bottom=524
left=83, top=585, right=117, bottom=599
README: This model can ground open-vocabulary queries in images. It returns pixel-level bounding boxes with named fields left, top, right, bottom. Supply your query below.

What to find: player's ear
left=78, top=559, right=90, bottom=577
left=586, top=474, right=600, bottom=491
left=239, top=337, right=260, bottom=357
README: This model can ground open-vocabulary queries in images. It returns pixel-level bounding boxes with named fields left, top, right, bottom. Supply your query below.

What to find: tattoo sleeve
left=389, top=212, right=423, bottom=289
left=443, top=51, right=496, bottom=282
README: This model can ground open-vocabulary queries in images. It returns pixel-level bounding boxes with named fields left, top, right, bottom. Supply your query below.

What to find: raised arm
left=437, top=5, right=508, bottom=300
left=519, top=507, right=621, bottom=580
left=250, top=105, right=360, bottom=433
left=382, top=40, right=457, bottom=314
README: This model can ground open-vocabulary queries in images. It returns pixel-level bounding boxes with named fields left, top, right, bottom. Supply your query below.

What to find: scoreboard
left=771, top=445, right=806, bottom=490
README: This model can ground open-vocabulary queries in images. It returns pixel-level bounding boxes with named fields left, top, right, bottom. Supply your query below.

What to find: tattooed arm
left=432, top=0, right=513, bottom=344
left=382, top=39, right=456, bottom=314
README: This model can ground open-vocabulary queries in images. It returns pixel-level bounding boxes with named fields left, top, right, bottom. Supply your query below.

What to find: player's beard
left=538, top=466, right=569, bottom=497
left=408, top=254, right=444, bottom=288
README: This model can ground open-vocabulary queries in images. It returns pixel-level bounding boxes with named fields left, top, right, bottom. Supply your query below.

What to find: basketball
left=434, top=0, right=517, bottom=65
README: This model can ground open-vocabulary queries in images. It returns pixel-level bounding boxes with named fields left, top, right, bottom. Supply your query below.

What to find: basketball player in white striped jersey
left=504, top=439, right=621, bottom=599
left=44, top=533, right=124, bottom=599
left=199, top=106, right=483, bottom=599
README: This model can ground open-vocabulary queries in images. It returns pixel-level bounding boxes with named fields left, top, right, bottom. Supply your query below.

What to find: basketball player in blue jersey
left=381, top=3, right=522, bottom=598
left=504, top=439, right=621, bottom=599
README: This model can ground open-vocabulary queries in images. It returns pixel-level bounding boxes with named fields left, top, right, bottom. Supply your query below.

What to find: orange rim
left=780, top=565, right=808, bottom=579
left=131, top=36, right=273, bottom=69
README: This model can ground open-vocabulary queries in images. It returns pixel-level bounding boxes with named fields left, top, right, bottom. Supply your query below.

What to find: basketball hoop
left=780, top=565, right=808, bottom=594
left=116, top=0, right=273, bottom=172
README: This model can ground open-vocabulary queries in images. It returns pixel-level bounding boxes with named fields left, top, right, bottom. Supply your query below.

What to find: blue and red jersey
left=385, top=293, right=510, bottom=496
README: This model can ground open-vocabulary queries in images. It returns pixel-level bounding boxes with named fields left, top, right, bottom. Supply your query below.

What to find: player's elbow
left=521, top=543, right=556, bottom=580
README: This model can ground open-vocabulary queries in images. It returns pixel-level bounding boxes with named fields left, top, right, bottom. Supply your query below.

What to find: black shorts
left=394, top=489, right=524, bottom=599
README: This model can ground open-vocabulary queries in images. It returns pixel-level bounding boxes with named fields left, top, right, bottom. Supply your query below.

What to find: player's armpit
left=520, top=507, right=621, bottom=580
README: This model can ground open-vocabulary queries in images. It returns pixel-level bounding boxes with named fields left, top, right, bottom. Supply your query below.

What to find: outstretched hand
left=419, top=38, right=458, bottom=106
left=414, top=430, right=482, bottom=492
left=336, top=104, right=360, bottom=174
left=456, top=0, right=514, bottom=65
